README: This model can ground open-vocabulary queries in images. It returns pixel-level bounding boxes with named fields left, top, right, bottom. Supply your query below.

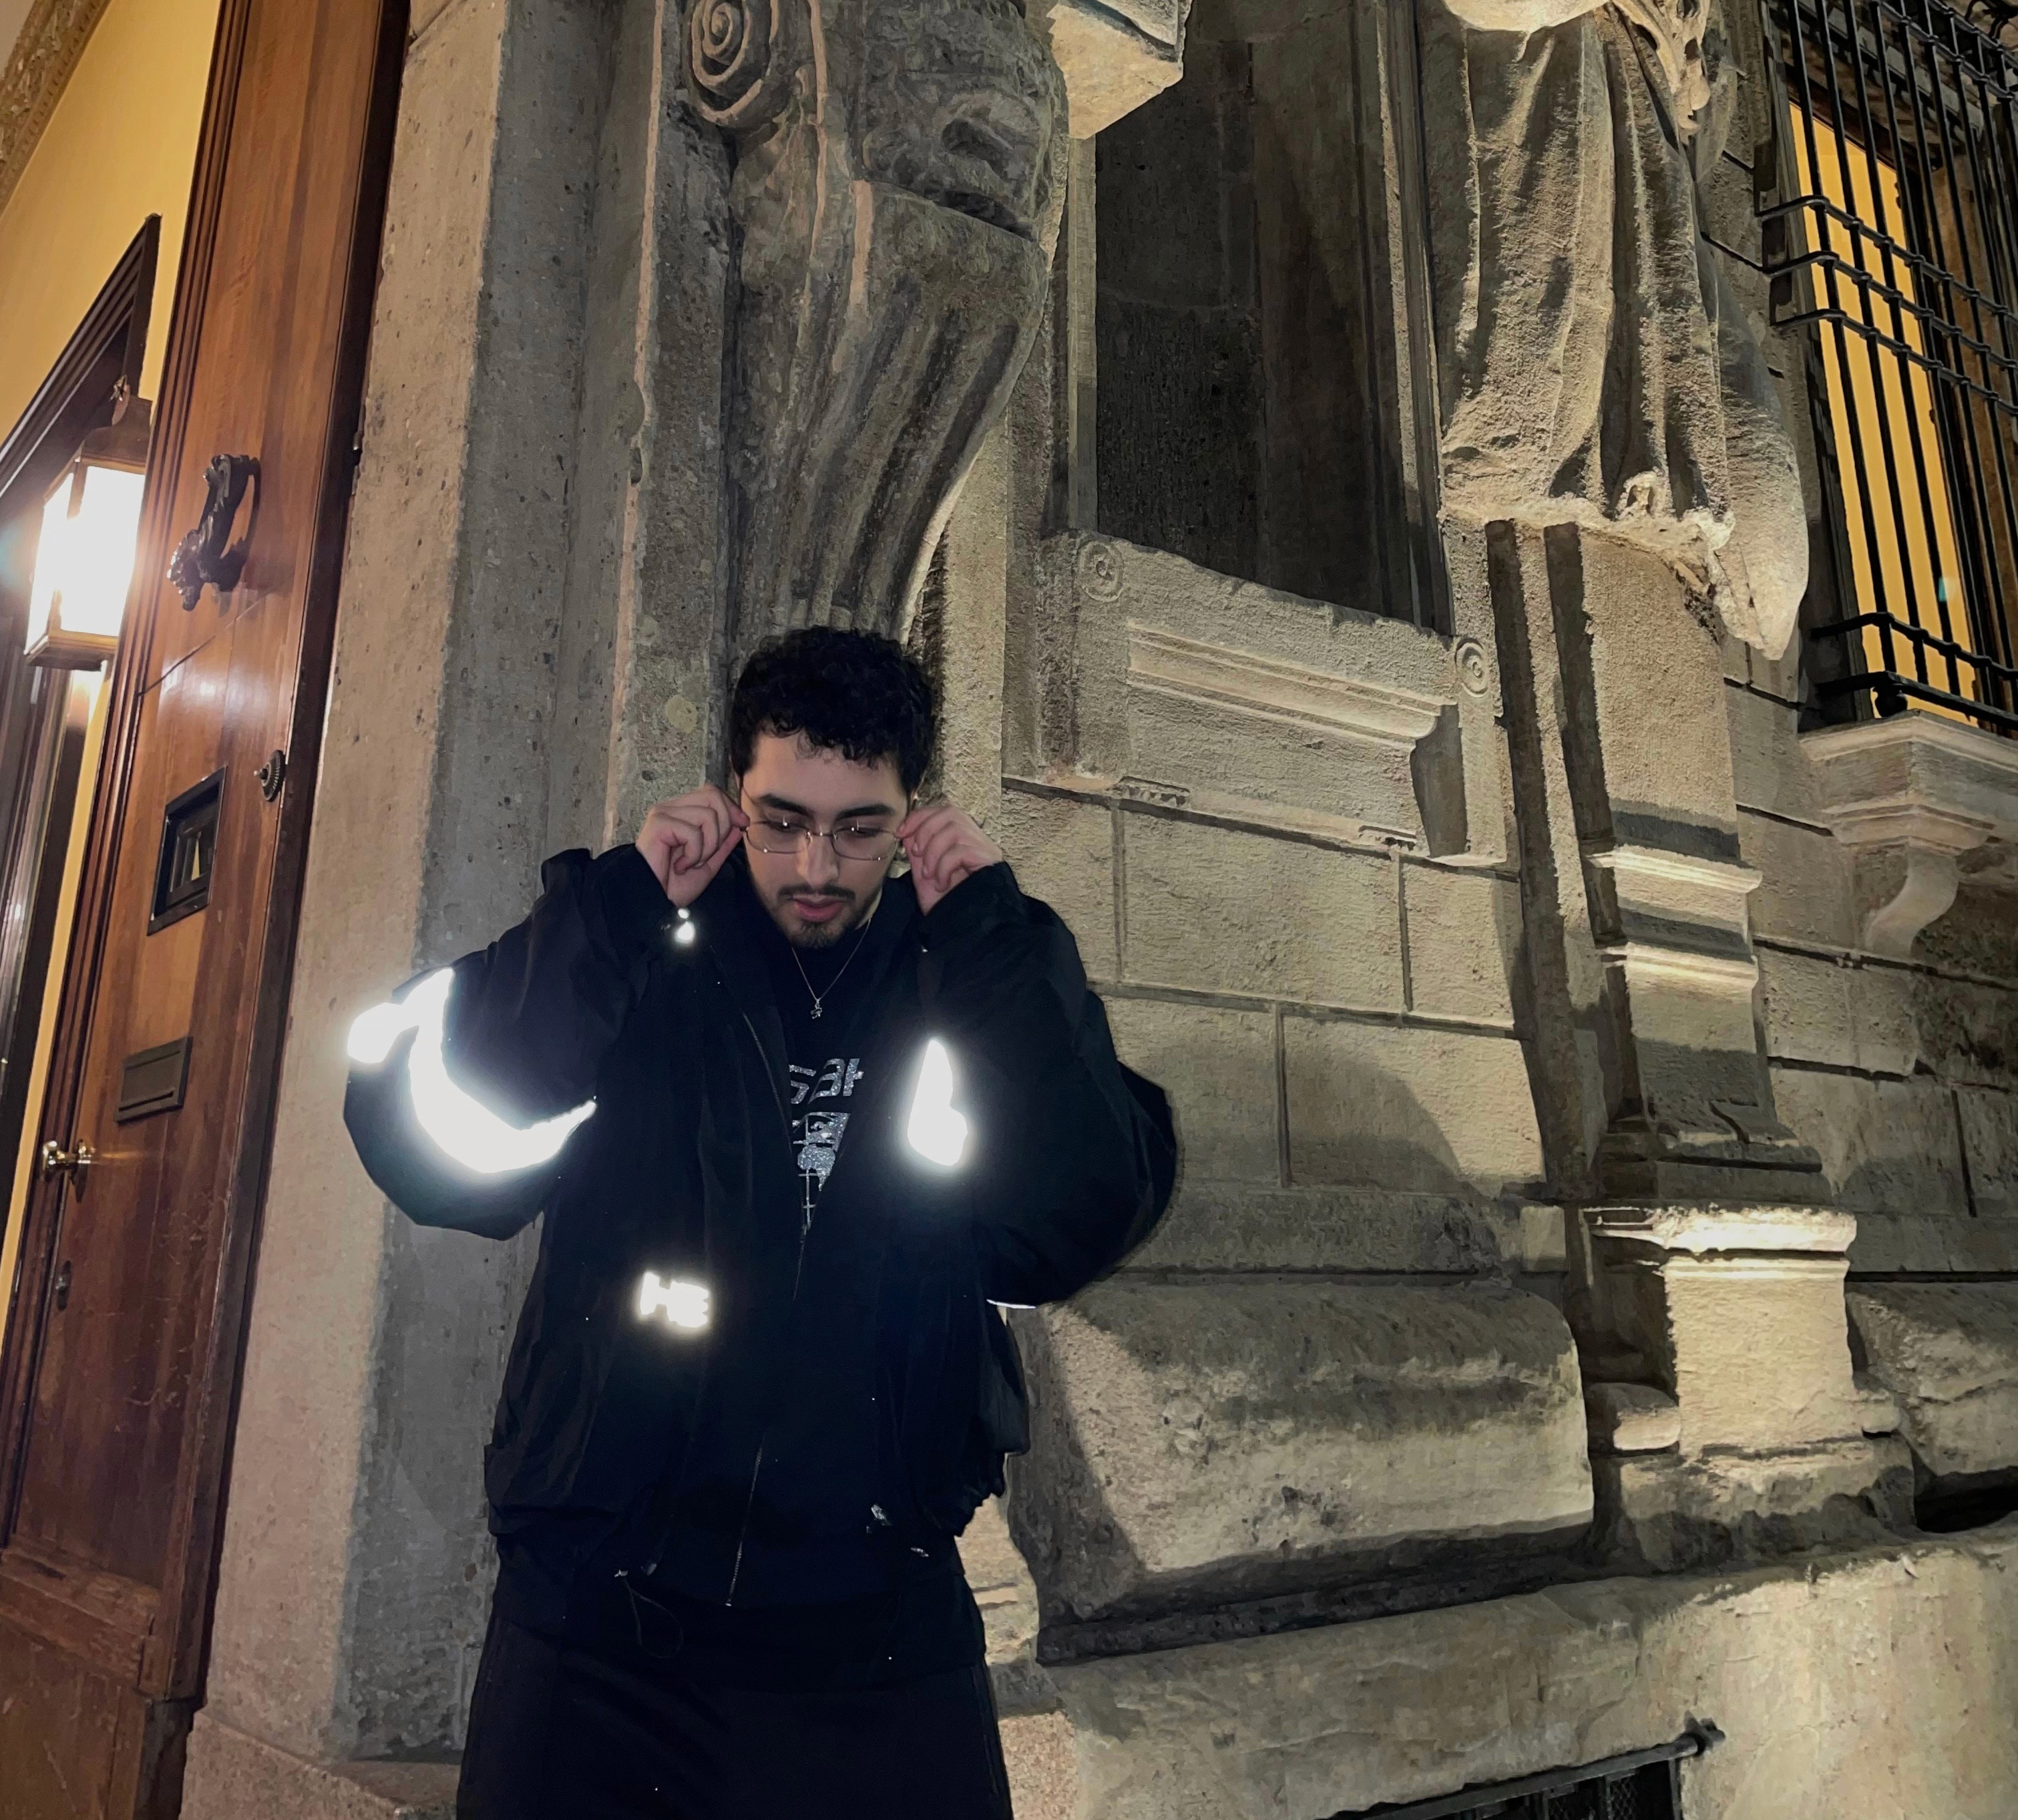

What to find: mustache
left=779, top=886, right=857, bottom=904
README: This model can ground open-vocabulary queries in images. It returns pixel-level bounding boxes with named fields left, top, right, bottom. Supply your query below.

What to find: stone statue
left=1420, top=0, right=1807, bottom=657
left=686, top=0, right=1067, bottom=656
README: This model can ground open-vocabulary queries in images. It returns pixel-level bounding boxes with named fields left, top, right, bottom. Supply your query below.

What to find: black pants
left=457, top=1602, right=1014, bottom=1819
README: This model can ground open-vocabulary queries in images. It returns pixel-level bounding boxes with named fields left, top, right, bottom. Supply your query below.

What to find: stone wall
left=182, top=0, right=2018, bottom=1812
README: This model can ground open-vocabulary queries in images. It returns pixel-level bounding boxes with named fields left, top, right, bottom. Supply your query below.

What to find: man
left=343, top=627, right=1177, bottom=1818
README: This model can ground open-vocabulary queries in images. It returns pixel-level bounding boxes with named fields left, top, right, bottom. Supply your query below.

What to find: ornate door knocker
left=168, top=453, right=260, bottom=610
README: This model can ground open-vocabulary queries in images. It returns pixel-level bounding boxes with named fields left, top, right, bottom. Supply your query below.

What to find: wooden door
left=0, top=0, right=402, bottom=1813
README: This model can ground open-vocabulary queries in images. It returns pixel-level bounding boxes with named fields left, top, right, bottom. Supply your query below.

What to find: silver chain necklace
left=789, top=920, right=869, bottom=1019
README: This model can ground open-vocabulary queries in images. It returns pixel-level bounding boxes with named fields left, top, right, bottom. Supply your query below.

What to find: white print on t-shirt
left=788, top=1055, right=863, bottom=1233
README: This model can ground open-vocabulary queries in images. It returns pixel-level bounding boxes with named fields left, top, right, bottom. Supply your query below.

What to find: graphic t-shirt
left=763, top=912, right=879, bottom=1237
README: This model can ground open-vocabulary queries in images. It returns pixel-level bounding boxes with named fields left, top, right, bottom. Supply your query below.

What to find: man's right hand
left=635, top=786, right=748, bottom=907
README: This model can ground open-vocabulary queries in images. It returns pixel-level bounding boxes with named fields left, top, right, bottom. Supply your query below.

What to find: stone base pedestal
left=1590, top=1437, right=1914, bottom=1573
left=1577, top=1204, right=1905, bottom=1567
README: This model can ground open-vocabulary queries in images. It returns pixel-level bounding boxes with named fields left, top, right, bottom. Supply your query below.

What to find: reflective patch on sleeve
left=637, top=1270, right=711, bottom=1331
left=905, top=1037, right=969, bottom=1169
left=346, top=968, right=595, bottom=1175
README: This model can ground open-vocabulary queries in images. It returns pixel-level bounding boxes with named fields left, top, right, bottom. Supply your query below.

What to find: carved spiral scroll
left=687, top=0, right=797, bottom=130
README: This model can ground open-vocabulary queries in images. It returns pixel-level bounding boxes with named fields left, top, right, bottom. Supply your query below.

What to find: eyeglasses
left=743, top=813, right=901, bottom=864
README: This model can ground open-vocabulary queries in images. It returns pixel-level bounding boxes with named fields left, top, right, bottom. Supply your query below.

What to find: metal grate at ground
left=1326, top=1731, right=1710, bottom=1820
left=1757, top=0, right=2018, bottom=733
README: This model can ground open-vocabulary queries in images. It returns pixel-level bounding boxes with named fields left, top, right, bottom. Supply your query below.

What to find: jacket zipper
left=725, top=1003, right=803, bottom=1606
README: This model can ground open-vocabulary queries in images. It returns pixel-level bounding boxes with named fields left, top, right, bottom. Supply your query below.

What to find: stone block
left=1121, top=813, right=1404, bottom=1009
left=1848, top=1282, right=2018, bottom=1489
left=1850, top=1214, right=2018, bottom=1274
left=1848, top=960, right=1921, bottom=1077
left=1772, top=1065, right=1971, bottom=1216
left=1125, top=1184, right=1524, bottom=1274
left=1958, top=1087, right=2017, bottom=1218
left=1725, top=683, right=1821, bottom=827
left=1910, top=969, right=2017, bottom=1089
left=1584, top=1383, right=1679, bottom=1454
left=1589, top=1437, right=1912, bottom=1574
left=1106, top=996, right=1279, bottom=1182
left=960, top=1494, right=1041, bottom=1673
left=996, top=786, right=1117, bottom=980
left=1283, top=1017, right=1544, bottom=1198
left=1008, top=1281, right=1590, bottom=1623
left=1740, top=811, right=1856, bottom=948
left=1052, top=1529, right=2018, bottom=1820
left=1401, top=864, right=1519, bottom=1026
left=1756, top=945, right=1854, bottom=1068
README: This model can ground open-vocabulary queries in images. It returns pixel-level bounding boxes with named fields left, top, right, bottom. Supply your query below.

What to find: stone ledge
left=1051, top=1523, right=2018, bottom=1820
left=1848, top=1282, right=2018, bottom=1489
left=1008, top=1281, right=1591, bottom=1624
left=1805, top=710, right=2018, bottom=958
left=183, top=1717, right=458, bottom=1820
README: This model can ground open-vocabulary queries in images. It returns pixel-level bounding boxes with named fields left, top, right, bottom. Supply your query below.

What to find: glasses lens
left=751, top=819, right=811, bottom=855
left=833, top=827, right=897, bottom=862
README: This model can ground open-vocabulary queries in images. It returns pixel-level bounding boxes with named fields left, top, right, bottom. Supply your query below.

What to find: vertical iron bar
left=1914, top=3, right=2018, bottom=704
left=1844, top=0, right=1947, bottom=693
left=1791, top=0, right=1904, bottom=694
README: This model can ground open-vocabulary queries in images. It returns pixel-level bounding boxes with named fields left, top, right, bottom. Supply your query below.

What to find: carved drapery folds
left=1420, top=0, right=1807, bottom=658
left=688, top=0, right=1066, bottom=657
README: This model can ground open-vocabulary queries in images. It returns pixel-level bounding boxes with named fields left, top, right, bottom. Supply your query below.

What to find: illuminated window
left=1762, top=0, right=2018, bottom=733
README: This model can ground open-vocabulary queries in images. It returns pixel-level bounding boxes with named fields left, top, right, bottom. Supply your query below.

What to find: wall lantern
left=25, top=399, right=151, bottom=669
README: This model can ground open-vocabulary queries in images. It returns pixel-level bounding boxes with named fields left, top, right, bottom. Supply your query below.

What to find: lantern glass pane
left=25, top=478, right=73, bottom=653
left=62, top=464, right=147, bottom=639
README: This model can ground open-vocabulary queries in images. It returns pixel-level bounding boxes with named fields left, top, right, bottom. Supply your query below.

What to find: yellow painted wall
left=0, top=0, right=222, bottom=437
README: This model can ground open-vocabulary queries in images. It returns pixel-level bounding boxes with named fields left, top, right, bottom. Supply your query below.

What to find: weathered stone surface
left=1054, top=1528, right=2018, bottom=1820
left=995, top=784, right=1116, bottom=979
left=1755, top=945, right=1854, bottom=1069
left=1402, top=863, right=1520, bottom=1026
left=1124, top=1183, right=1538, bottom=1276
left=1911, top=968, right=2018, bottom=1091
left=1772, top=1065, right=1971, bottom=1217
left=1740, top=811, right=1856, bottom=949
left=1589, top=1437, right=1914, bottom=1574
left=1957, top=1086, right=2017, bottom=1219
left=1848, top=960, right=1922, bottom=1079
left=1725, top=681, right=1822, bottom=828
left=693, top=0, right=1068, bottom=650
left=1850, top=1214, right=2018, bottom=1276
left=1030, top=0, right=1189, bottom=138
left=1588, top=1208, right=1865, bottom=1456
left=1122, top=813, right=1404, bottom=1009
left=1106, top=996, right=1278, bottom=1182
left=1283, top=1017, right=1545, bottom=1198
left=1848, top=1282, right=2018, bottom=1489
left=1804, top=711, right=2018, bottom=960
left=1585, top=1383, right=1680, bottom=1454
left=185, top=1714, right=457, bottom=1820
left=960, top=1493, right=1041, bottom=1672
left=1421, top=0, right=1805, bottom=655
left=1008, top=1281, right=1590, bottom=1623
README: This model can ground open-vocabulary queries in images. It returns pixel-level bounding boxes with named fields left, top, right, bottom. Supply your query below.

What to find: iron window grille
left=1326, top=1726, right=1716, bottom=1820
left=1756, top=0, right=2018, bottom=733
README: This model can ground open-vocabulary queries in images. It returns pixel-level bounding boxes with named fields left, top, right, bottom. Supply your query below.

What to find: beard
left=767, top=881, right=881, bottom=951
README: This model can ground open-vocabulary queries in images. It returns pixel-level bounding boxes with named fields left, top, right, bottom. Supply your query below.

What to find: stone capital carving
left=688, top=0, right=1067, bottom=658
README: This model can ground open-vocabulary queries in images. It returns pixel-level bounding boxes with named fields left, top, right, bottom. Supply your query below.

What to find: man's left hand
left=899, top=801, right=1006, bottom=916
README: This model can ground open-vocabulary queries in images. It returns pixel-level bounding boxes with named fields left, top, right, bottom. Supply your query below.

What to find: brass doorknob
left=39, top=1139, right=96, bottom=1181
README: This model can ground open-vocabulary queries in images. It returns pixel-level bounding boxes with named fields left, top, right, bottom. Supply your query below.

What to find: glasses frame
left=739, top=799, right=903, bottom=866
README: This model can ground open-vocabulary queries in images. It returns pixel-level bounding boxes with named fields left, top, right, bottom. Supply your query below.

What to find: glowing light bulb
left=637, top=1270, right=711, bottom=1330
left=905, top=1038, right=968, bottom=1168
left=345, top=968, right=594, bottom=1174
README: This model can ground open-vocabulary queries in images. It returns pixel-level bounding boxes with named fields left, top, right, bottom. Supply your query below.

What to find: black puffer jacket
left=344, top=843, right=1175, bottom=1591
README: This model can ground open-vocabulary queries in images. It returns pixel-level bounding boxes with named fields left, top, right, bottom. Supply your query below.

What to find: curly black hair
left=728, top=627, right=938, bottom=795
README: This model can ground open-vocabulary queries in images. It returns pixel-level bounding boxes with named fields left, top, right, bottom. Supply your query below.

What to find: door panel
left=0, top=0, right=401, bottom=1807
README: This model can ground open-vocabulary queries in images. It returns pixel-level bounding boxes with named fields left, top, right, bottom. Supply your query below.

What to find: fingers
left=636, top=786, right=749, bottom=899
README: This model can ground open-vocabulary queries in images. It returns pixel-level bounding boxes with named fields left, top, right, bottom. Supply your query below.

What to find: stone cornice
left=0, top=0, right=112, bottom=219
